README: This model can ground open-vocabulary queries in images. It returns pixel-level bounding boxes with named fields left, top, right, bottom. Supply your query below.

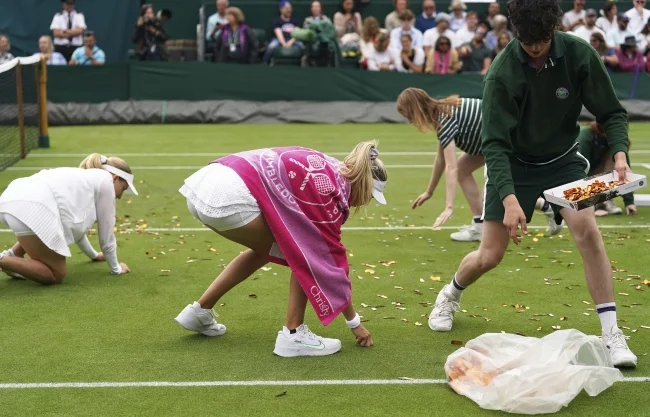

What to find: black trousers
left=54, top=45, right=77, bottom=62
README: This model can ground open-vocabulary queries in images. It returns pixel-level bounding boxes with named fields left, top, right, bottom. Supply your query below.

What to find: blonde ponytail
left=79, top=153, right=133, bottom=174
left=340, top=140, right=388, bottom=210
left=396, top=88, right=461, bottom=133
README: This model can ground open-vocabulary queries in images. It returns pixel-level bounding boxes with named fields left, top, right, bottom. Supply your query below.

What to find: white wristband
left=345, top=313, right=361, bottom=329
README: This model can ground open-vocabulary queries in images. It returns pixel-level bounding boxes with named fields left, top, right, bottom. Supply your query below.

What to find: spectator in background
left=596, top=2, right=618, bottom=34
left=69, top=30, right=105, bottom=66
left=448, top=0, right=467, bottom=32
left=491, top=31, right=511, bottom=59
left=573, top=9, right=605, bottom=43
left=484, top=14, right=511, bottom=50
left=0, top=35, right=14, bottom=64
left=394, top=33, right=425, bottom=72
left=591, top=32, right=617, bottom=71
left=206, top=0, right=229, bottom=42
left=625, top=0, right=650, bottom=34
left=607, top=14, right=634, bottom=50
left=367, top=32, right=395, bottom=71
left=390, top=10, right=423, bottom=52
left=50, top=0, right=87, bottom=62
left=34, top=35, right=67, bottom=66
left=425, top=35, right=460, bottom=74
left=415, top=0, right=437, bottom=33
left=613, top=35, right=645, bottom=72
left=385, top=0, right=412, bottom=32
left=133, top=4, right=169, bottom=61
left=360, top=16, right=384, bottom=66
left=562, top=0, right=586, bottom=32
left=457, top=23, right=491, bottom=75
left=334, top=0, right=362, bottom=43
left=423, top=13, right=458, bottom=54
left=481, top=1, right=501, bottom=29
left=455, top=11, right=478, bottom=45
left=264, top=1, right=302, bottom=63
left=303, top=1, right=331, bottom=27
left=638, top=18, right=650, bottom=53
left=214, top=7, right=257, bottom=64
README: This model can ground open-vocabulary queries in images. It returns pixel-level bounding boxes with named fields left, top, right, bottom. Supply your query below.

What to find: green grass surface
left=1, top=124, right=650, bottom=416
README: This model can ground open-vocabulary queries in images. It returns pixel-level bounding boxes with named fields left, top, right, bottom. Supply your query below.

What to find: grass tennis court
left=0, top=123, right=649, bottom=416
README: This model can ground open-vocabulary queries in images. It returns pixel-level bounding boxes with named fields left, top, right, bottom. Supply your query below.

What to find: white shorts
left=186, top=199, right=260, bottom=232
left=0, top=213, right=36, bottom=236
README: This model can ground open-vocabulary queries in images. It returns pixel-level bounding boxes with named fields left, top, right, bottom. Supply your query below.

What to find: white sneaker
left=428, top=285, right=460, bottom=332
left=174, top=301, right=227, bottom=336
left=543, top=208, right=563, bottom=236
left=603, top=200, right=623, bottom=215
left=602, top=327, right=637, bottom=368
left=273, top=324, right=341, bottom=357
left=0, top=249, right=25, bottom=280
left=450, top=222, right=482, bottom=242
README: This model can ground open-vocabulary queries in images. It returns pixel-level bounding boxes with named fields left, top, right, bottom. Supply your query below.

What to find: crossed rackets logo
left=289, top=155, right=336, bottom=196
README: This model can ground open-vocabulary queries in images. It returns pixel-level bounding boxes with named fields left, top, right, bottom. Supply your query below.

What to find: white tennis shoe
left=0, top=249, right=25, bottom=280
left=174, top=302, right=227, bottom=336
left=428, top=285, right=460, bottom=332
left=450, top=223, right=482, bottom=242
left=602, top=327, right=637, bottom=368
left=542, top=208, right=563, bottom=236
left=273, top=324, right=341, bottom=357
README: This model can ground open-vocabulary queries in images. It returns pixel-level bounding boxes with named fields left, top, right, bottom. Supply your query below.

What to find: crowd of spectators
left=3, top=0, right=650, bottom=75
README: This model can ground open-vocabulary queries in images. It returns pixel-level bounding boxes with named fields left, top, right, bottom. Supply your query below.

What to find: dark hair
left=339, top=0, right=357, bottom=13
left=435, top=35, right=452, bottom=51
left=400, top=33, right=413, bottom=41
left=602, top=1, right=616, bottom=16
left=507, top=0, right=561, bottom=44
left=467, top=11, right=478, bottom=18
left=140, top=3, right=155, bottom=17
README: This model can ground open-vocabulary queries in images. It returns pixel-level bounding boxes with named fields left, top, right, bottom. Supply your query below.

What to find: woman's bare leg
left=0, top=235, right=66, bottom=285
left=285, top=273, right=308, bottom=329
left=456, top=154, right=485, bottom=217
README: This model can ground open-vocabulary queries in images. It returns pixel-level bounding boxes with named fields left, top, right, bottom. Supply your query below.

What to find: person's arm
left=274, top=27, right=287, bottom=46
left=367, top=55, right=379, bottom=71
left=69, top=13, right=86, bottom=36
left=96, top=177, right=123, bottom=274
left=481, top=56, right=492, bottom=75
left=603, top=53, right=619, bottom=66
left=425, top=49, right=434, bottom=73
left=442, top=141, right=459, bottom=210
left=91, top=50, right=105, bottom=66
left=206, top=16, right=216, bottom=41
left=76, top=234, right=100, bottom=261
left=449, top=49, right=462, bottom=74
left=580, top=49, right=629, bottom=175
left=355, top=13, right=363, bottom=35
left=410, top=48, right=425, bottom=73
left=342, top=301, right=373, bottom=347
left=481, top=77, right=519, bottom=201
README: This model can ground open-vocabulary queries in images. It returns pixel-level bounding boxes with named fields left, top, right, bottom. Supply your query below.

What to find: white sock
left=446, top=275, right=465, bottom=300
left=596, top=302, right=617, bottom=333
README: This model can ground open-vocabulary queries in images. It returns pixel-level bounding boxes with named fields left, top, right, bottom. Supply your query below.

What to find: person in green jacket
left=428, top=0, right=637, bottom=368
left=577, top=122, right=637, bottom=216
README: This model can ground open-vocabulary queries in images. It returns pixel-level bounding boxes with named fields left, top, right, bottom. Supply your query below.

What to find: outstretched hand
left=503, top=195, right=527, bottom=245
left=412, top=191, right=432, bottom=209
left=351, top=324, right=373, bottom=347
left=432, top=207, right=453, bottom=229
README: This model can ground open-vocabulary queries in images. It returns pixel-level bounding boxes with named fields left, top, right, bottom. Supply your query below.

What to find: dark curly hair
left=507, top=0, right=561, bottom=44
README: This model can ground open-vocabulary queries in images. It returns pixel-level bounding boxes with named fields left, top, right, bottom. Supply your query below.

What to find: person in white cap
left=448, top=0, right=467, bottom=32
left=0, top=153, right=135, bottom=284
left=423, top=12, right=458, bottom=53
left=174, top=141, right=387, bottom=357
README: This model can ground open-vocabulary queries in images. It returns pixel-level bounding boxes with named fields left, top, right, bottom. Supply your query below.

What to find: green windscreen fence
left=0, top=57, right=41, bottom=172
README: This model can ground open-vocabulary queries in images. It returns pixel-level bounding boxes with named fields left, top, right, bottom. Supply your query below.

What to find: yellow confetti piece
left=186, top=259, right=194, bottom=263
left=370, top=308, right=377, bottom=311
left=414, top=322, right=423, bottom=326
left=377, top=294, right=388, bottom=299
left=419, top=278, right=425, bottom=283
left=209, top=248, right=218, bottom=253
left=560, top=250, right=572, bottom=254
left=357, top=276, right=363, bottom=280
left=398, top=377, right=414, bottom=381
left=618, top=292, right=630, bottom=296
left=641, top=326, right=650, bottom=330
left=364, top=269, right=375, bottom=274
left=643, top=279, right=650, bottom=286
left=552, top=325, right=561, bottom=330
left=430, top=276, right=441, bottom=282
left=394, top=286, right=403, bottom=289
left=582, top=301, right=591, bottom=305
left=383, top=316, right=395, bottom=319
left=160, top=269, right=171, bottom=273
left=532, top=238, right=539, bottom=242
left=583, top=312, right=590, bottom=316
left=261, top=267, right=272, bottom=271
left=363, top=264, right=377, bottom=268
left=401, top=318, right=409, bottom=323
left=360, top=303, right=369, bottom=308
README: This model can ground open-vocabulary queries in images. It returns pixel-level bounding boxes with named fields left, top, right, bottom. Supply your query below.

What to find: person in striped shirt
left=397, top=87, right=561, bottom=241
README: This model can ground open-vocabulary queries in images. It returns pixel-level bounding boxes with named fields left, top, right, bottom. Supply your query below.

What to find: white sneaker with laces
left=602, top=326, right=637, bottom=368
left=174, top=301, right=227, bottom=336
left=450, top=222, right=482, bottom=242
left=0, top=249, right=25, bottom=280
left=428, top=285, right=460, bottom=332
left=603, top=200, right=623, bottom=215
left=273, top=324, right=341, bottom=357
left=543, top=208, right=563, bottom=236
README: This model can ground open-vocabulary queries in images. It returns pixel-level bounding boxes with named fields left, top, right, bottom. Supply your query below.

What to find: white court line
left=0, top=377, right=647, bottom=389
left=5, top=163, right=650, bottom=171
left=18, top=151, right=650, bottom=157
left=1, top=225, right=648, bottom=233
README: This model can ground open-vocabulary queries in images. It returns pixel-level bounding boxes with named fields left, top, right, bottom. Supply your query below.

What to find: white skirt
left=0, top=178, right=71, bottom=257
left=179, top=163, right=260, bottom=219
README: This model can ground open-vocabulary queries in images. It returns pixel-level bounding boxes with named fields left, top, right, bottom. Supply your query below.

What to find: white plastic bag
left=445, top=329, right=623, bottom=415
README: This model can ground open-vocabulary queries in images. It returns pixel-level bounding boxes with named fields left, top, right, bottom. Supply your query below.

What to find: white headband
left=101, top=164, right=138, bottom=195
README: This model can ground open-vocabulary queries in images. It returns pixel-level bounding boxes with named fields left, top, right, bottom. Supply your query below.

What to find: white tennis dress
left=0, top=168, right=122, bottom=274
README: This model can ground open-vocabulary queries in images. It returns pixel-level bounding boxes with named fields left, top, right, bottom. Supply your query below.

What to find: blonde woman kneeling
left=175, top=142, right=388, bottom=357
left=0, top=154, right=136, bottom=284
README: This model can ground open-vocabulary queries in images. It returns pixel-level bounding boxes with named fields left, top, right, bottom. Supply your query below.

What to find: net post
left=15, top=61, right=26, bottom=159
left=37, top=58, right=50, bottom=148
